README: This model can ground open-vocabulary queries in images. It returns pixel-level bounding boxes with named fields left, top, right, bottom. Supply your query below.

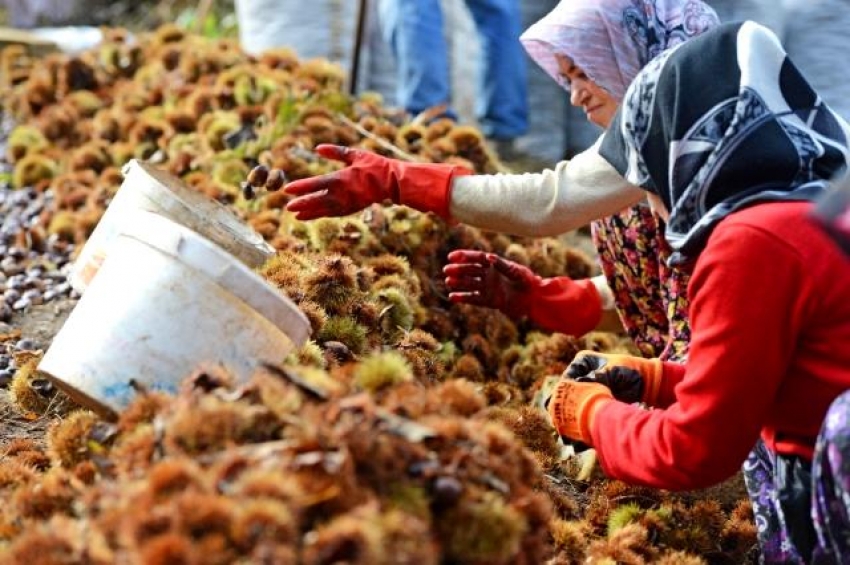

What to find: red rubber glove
left=546, top=379, right=613, bottom=446
left=284, top=144, right=472, bottom=220
left=443, top=250, right=603, bottom=336
left=566, top=350, right=664, bottom=406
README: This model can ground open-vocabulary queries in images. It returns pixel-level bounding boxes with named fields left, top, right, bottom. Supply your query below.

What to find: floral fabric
left=743, top=441, right=810, bottom=564
left=811, top=390, right=850, bottom=563
left=591, top=203, right=690, bottom=362
left=743, top=390, right=850, bottom=564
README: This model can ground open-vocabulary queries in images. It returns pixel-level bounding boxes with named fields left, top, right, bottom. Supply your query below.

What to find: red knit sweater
left=591, top=202, right=850, bottom=490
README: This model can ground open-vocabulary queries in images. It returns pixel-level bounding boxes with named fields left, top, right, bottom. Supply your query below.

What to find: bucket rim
left=118, top=210, right=311, bottom=347
left=121, top=159, right=276, bottom=259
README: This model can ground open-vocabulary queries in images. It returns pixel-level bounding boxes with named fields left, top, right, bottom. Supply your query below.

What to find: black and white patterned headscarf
left=599, top=21, right=850, bottom=264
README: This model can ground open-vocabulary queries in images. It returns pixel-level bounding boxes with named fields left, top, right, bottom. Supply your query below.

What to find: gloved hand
left=546, top=378, right=613, bottom=446
left=443, top=250, right=602, bottom=336
left=566, top=350, right=664, bottom=406
left=284, top=144, right=472, bottom=220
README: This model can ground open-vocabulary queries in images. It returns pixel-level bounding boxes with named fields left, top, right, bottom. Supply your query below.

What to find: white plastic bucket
left=70, top=159, right=275, bottom=293
left=40, top=211, right=310, bottom=416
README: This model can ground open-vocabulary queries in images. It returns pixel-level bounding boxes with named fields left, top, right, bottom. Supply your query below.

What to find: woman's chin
left=586, top=113, right=605, bottom=128
left=583, top=109, right=607, bottom=129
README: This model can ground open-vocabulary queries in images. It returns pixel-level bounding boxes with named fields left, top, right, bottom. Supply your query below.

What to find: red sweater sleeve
left=589, top=220, right=810, bottom=490
left=528, top=277, right=603, bottom=337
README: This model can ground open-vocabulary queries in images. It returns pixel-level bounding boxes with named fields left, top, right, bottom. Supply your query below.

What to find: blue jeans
left=378, top=0, right=529, bottom=140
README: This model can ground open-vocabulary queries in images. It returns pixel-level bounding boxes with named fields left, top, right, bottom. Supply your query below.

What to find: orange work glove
left=284, top=144, right=472, bottom=220
left=566, top=350, right=664, bottom=406
left=546, top=379, right=613, bottom=446
left=442, top=250, right=602, bottom=336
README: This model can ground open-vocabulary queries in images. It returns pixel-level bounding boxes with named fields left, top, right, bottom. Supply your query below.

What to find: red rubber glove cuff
left=638, top=358, right=664, bottom=405
left=284, top=144, right=472, bottom=221
left=392, top=161, right=472, bottom=220
left=526, top=277, right=603, bottom=337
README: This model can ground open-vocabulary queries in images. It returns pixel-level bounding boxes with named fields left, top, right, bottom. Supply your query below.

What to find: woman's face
left=555, top=54, right=618, bottom=129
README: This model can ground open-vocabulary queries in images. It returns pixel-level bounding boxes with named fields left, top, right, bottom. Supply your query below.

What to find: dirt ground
left=0, top=296, right=76, bottom=445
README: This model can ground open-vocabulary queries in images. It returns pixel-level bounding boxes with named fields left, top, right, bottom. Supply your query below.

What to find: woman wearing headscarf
left=285, top=0, right=720, bottom=362
left=544, top=21, right=850, bottom=563
left=446, top=0, right=721, bottom=363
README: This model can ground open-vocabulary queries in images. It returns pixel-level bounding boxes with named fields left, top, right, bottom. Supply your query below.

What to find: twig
left=335, top=113, right=421, bottom=162
left=194, top=0, right=214, bottom=34
left=349, top=0, right=369, bottom=96
left=260, top=362, right=329, bottom=401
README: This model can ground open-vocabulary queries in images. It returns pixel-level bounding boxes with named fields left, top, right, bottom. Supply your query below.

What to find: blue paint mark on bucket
left=101, top=380, right=178, bottom=408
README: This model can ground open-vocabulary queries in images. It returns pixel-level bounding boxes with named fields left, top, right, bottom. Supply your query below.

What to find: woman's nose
left=570, top=82, right=589, bottom=107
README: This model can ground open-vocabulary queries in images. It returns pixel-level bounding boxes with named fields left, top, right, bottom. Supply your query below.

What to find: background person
left=377, top=0, right=529, bottom=154
left=447, top=0, right=720, bottom=362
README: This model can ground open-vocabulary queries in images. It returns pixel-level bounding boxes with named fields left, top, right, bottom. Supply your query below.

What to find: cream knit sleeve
left=449, top=138, right=645, bottom=237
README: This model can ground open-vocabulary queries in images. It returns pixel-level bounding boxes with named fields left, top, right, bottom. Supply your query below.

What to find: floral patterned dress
left=591, top=203, right=691, bottom=362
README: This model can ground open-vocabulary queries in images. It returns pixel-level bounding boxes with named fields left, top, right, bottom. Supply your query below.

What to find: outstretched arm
left=443, top=250, right=604, bottom=336
left=284, top=139, right=644, bottom=237
left=450, top=139, right=645, bottom=237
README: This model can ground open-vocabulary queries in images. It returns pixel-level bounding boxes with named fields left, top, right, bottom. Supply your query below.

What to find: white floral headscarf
left=520, top=0, right=720, bottom=101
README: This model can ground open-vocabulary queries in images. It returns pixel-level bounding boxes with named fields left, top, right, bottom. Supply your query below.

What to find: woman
left=445, top=0, right=720, bottom=363
left=287, top=0, right=720, bottom=363
left=541, top=22, right=850, bottom=562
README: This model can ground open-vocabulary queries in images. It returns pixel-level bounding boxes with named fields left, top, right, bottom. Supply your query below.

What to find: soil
left=0, top=296, right=77, bottom=445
